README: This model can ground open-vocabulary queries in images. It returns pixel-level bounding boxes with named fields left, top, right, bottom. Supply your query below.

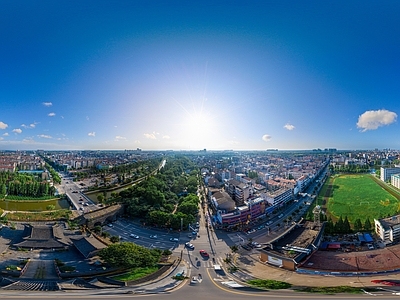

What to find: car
left=150, top=235, right=158, bottom=239
left=185, top=242, right=195, bottom=250
left=130, top=233, right=139, bottom=239
left=367, top=243, right=374, bottom=250
left=278, top=214, right=284, bottom=218
left=241, top=244, right=251, bottom=251
left=252, top=241, right=262, bottom=248
left=266, top=221, right=273, bottom=226
left=107, top=223, right=113, bottom=227
left=169, top=237, right=179, bottom=242
left=199, top=250, right=209, bottom=257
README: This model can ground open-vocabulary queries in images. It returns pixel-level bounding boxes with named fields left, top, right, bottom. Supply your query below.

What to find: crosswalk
left=184, top=256, right=226, bottom=269
left=227, top=233, right=247, bottom=244
left=204, top=257, right=225, bottom=268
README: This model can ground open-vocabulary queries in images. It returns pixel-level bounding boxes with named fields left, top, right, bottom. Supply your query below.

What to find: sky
left=1, top=1, right=400, bottom=151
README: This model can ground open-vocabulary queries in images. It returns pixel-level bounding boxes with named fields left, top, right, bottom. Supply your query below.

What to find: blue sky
left=1, top=1, right=399, bottom=151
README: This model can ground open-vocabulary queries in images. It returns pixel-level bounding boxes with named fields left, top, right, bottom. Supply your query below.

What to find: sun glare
left=181, top=110, right=213, bottom=149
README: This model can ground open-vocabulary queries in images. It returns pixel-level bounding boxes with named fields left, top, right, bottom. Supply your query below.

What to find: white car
left=170, top=237, right=179, bottom=242
left=130, top=234, right=139, bottom=239
left=185, top=242, right=195, bottom=250
left=150, top=235, right=158, bottom=239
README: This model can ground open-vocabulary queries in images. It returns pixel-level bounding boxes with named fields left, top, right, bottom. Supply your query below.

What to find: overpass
left=74, top=204, right=124, bottom=228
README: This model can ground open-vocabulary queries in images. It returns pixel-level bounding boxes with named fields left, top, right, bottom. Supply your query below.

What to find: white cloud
left=48, top=112, right=56, bottom=117
left=115, top=136, right=126, bottom=141
left=0, top=137, right=3, bottom=141
left=262, top=134, right=272, bottom=142
left=21, top=123, right=37, bottom=129
left=13, top=128, right=22, bottom=134
left=283, top=123, right=295, bottom=131
left=0, top=121, right=8, bottom=129
left=88, top=132, right=96, bottom=137
left=357, top=109, right=397, bottom=131
left=162, top=135, right=170, bottom=139
left=144, top=133, right=157, bottom=139
left=22, top=138, right=35, bottom=144
left=37, top=134, right=52, bottom=139
left=42, top=102, right=52, bottom=107
left=86, top=116, right=90, bottom=121
left=3, top=132, right=9, bottom=136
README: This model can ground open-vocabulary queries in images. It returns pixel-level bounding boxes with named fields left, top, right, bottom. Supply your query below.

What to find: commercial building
left=380, top=167, right=400, bottom=182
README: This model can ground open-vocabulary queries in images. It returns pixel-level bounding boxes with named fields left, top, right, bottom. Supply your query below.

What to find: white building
left=374, top=215, right=400, bottom=244
left=380, top=167, right=400, bottom=182
left=391, top=174, right=400, bottom=189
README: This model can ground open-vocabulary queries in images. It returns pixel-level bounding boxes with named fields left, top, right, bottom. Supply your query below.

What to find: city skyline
left=1, top=1, right=400, bottom=151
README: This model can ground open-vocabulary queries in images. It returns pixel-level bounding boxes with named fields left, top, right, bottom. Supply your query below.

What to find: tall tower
left=313, top=205, right=321, bottom=228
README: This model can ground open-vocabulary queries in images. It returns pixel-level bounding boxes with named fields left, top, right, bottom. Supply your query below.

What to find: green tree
left=99, top=242, right=161, bottom=269
left=97, top=194, right=104, bottom=203
left=335, top=216, right=344, bottom=234
left=353, top=218, right=363, bottom=232
left=177, top=201, right=198, bottom=216
left=110, top=236, right=120, bottom=243
left=364, top=218, right=372, bottom=231
left=324, top=218, right=334, bottom=234
left=343, top=216, right=351, bottom=233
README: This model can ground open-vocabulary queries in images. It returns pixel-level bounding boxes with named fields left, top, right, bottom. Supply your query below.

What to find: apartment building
left=391, top=174, right=400, bottom=189
left=374, top=215, right=400, bottom=244
left=260, top=187, right=294, bottom=207
left=225, top=179, right=250, bottom=206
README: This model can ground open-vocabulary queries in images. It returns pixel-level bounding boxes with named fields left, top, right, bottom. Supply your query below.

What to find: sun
left=181, top=109, right=214, bottom=149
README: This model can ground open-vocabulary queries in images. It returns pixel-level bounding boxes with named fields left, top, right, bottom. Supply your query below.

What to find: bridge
left=74, top=204, right=124, bottom=228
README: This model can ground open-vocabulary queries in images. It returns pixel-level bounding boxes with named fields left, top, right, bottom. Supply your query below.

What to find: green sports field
left=323, top=174, right=400, bottom=223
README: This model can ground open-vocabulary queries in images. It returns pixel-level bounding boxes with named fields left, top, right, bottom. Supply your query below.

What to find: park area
left=321, top=174, right=400, bottom=223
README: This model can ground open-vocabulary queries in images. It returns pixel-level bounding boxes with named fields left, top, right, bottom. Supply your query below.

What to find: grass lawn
left=111, top=266, right=159, bottom=282
left=325, top=174, right=400, bottom=223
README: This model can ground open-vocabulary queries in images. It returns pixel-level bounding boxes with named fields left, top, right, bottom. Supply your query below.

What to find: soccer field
left=323, top=174, right=400, bottom=223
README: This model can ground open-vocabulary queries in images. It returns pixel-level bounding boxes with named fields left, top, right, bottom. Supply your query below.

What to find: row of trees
left=304, top=206, right=373, bottom=234
left=324, top=216, right=372, bottom=234
left=0, top=171, right=56, bottom=198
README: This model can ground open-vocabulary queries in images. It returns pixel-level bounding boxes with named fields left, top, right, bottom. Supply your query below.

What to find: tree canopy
left=99, top=242, right=162, bottom=269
